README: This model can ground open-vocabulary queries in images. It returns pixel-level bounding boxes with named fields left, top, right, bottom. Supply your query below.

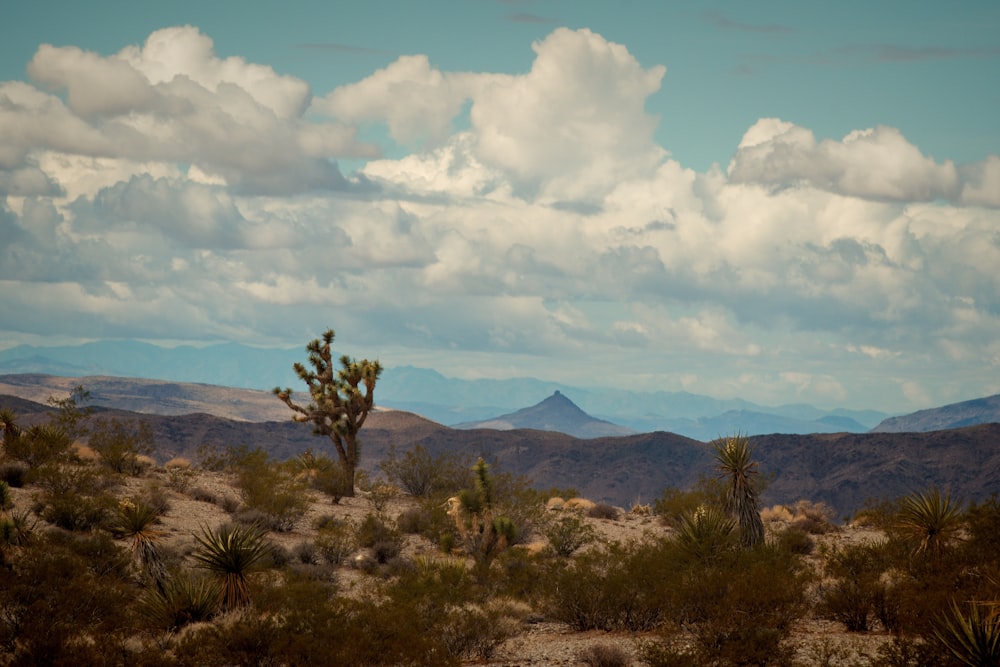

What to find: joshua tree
left=274, top=328, right=382, bottom=498
left=446, top=457, right=518, bottom=579
left=713, top=433, right=765, bottom=548
left=192, top=523, right=269, bottom=611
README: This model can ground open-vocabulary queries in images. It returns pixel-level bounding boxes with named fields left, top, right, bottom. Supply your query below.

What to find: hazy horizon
left=2, top=2, right=998, bottom=415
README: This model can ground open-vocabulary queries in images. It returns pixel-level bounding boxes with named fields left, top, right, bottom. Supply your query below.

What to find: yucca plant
left=113, top=497, right=167, bottom=588
left=0, top=509, right=36, bottom=546
left=192, top=522, right=269, bottom=610
left=0, top=408, right=22, bottom=448
left=676, top=504, right=737, bottom=563
left=713, top=433, right=765, bottom=548
left=0, top=480, right=12, bottom=515
left=140, top=571, right=221, bottom=632
left=448, top=458, right=518, bottom=579
left=933, top=600, right=1000, bottom=667
left=895, top=487, right=963, bottom=560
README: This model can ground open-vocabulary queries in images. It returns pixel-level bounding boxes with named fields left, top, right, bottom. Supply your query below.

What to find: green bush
left=380, top=444, right=473, bottom=498
left=228, top=447, right=309, bottom=532
left=34, top=462, right=117, bottom=531
left=818, top=540, right=892, bottom=632
left=653, top=478, right=726, bottom=528
left=542, top=511, right=596, bottom=557
left=0, top=530, right=138, bottom=665
left=666, top=542, right=810, bottom=666
left=315, top=517, right=357, bottom=566
left=544, top=540, right=676, bottom=631
left=86, top=416, right=155, bottom=474
left=4, top=423, right=72, bottom=469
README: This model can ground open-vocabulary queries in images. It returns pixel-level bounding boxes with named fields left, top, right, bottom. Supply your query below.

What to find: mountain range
left=0, top=341, right=891, bottom=439
left=3, top=377, right=999, bottom=517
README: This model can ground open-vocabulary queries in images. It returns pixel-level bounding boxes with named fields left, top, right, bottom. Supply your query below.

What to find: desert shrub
left=315, top=518, right=357, bottom=566
left=228, top=446, right=309, bottom=532
left=961, top=493, right=1000, bottom=570
left=367, top=481, right=398, bottom=514
left=653, top=477, right=727, bottom=527
left=292, top=540, right=319, bottom=565
left=670, top=542, right=810, bottom=666
left=189, top=485, right=218, bottom=504
left=312, top=461, right=354, bottom=503
left=86, top=416, right=156, bottom=474
left=542, top=511, right=597, bottom=557
left=773, top=524, right=815, bottom=555
left=579, top=643, right=632, bottom=667
left=789, top=499, right=838, bottom=534
left=34, top=462, right=117, bottom=530
left=4, top=423, right=72, bottom=468
left=853, top=496, right=904, bottom=530
left=438, top=598, right=524, bottom=661
left=219, top=494, right=241, bottom=513
left=544, top=539, right=677, bottom=631
left=489, top=547, right=548, bottom=603
left=0, top=461, right=27, bottom=487
left=0, top=530, right=138, bottom=665
left=142, top=483, right=173, bottom=516
left=639, top=639, right=699, bottom=667
left=356, top=512, right=404, bottom=564
left=818, top=540, right=892, bottom=632
left=588, top=503, right=620, bottom=520
left=380, top=444, right=473, bottom=497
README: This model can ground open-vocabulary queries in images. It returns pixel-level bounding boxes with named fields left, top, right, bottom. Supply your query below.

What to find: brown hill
left=0, top=373, right=291, bottom=421
left=4, top=393, right=998, bottom=516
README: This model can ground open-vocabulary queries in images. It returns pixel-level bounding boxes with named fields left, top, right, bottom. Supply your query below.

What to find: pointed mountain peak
left=454, top=389, right=634, bottom=439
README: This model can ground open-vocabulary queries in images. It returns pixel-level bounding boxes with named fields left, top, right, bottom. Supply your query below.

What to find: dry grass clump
left=578, top=642, right=632, bottom=667
left=164, top=457, right=193, bottom=470
left=587, top=503, right=619, bottom=520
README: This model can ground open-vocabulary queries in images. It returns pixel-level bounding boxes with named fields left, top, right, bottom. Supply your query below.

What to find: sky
left=1, top=1, right=998, bottom=413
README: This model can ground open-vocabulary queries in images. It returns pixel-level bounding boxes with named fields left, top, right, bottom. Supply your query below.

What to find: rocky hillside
left=872, top=393, right=1000, bottom=432
left=5, top=392, right=999, bottom=517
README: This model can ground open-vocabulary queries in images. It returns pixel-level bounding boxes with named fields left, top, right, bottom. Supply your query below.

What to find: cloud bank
left=1, top=26, right=998, bottom=411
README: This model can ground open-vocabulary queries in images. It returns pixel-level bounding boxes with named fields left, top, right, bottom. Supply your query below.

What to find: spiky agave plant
left=676, top=504, right=737, bottom=563
left=896, top=487, right=964, bottom=560
left=713, top=433, right=765, bottom=548
left=933, top=600, right=1000, bottom=667
left=113, top=497, right=167, bottom=589
left=140, top=571, right=222, bottom=632
left=192, top=522, right=269, bottom=610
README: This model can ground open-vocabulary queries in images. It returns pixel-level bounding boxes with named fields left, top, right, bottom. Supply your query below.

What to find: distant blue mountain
left=454, top=390, right=636, bottom=439
left=0, top=341, right=888, bottom=438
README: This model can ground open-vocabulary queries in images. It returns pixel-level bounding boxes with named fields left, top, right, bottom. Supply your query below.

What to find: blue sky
left=1, top=1, right=998, bottom=412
